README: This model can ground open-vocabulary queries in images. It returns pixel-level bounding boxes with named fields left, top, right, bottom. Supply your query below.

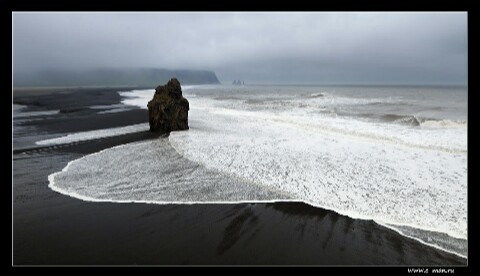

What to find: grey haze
left=12, top=12, right=467, bottom=85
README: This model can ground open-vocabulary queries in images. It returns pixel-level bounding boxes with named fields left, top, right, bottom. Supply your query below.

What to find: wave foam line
left=47, top=137, right=467, bottom=259
left=48, top=159, right=467, bottom=260
left=168, top=133, right=466, bottom=241
left=420, top=119, right=467, bottom=129
left=376, top=222, right=467, bottom=259
left=172, top=107, right=467, bottom=239
left=192, top=106, right=466, bottom=154
left=13, top=110, right=60, bottom=118
left=36, top=123, right=149, bottom=146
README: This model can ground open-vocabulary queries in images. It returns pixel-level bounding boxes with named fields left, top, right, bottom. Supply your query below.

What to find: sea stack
left=147, top=78, right=189, bottom=132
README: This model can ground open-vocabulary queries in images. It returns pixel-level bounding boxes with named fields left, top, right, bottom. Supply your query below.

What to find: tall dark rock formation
left=147, top=78, right=189, bottom=132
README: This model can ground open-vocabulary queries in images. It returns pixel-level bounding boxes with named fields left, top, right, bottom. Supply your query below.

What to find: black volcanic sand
left=12, top=88, right=467, bottom=265
left=13, top=87, right=151, bottom=134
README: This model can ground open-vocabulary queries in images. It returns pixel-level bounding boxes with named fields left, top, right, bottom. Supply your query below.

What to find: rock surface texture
left=147, top=78, right=189, bottom=132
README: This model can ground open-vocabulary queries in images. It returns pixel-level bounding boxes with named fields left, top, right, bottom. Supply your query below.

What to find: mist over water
left=47, top=85, right=467, bottom=257
left=13, top=12, right=467, bottom=86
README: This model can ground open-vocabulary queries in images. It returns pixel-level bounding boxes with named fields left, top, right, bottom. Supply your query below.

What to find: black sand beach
left=12, top=87, right=467, bottom=265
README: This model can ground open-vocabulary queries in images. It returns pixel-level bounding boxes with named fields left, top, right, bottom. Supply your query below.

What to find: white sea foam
left=377, top=222, right=467, bottom=258
left=89, top=104, right=128, bottom=110
left=13, top=110, right=60, bottom=118
left=36, top=123, right=149, bottom=145
left=181, top=85, right=196, bottom=91
left=48, top=86, right=468, bottom=258
left=309, top=92, right=326, bottom=98
left=118, top=87, right=201, bottom=109
left=87, top=104, right=135, bottom=114
left=119, top=89, right=154, bottom=108
left=49, top=138, right=287, bottom=203
left=420, top=119, right=467, bottom=129
left=170, top=100, right=467, bottom=239
left=13, top=104, right=27, bottom=112
left=97, top=107, right=133, bottom=114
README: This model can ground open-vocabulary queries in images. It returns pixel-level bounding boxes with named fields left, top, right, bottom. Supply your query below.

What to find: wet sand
left=12, top=87, right=467, bottom=265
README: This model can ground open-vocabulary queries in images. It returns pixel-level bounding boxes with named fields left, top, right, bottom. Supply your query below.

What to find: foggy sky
left=12, top=12, right=467, bottom=85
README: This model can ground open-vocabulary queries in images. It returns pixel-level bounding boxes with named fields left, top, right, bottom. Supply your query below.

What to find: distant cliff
left=13, top=68, right=221, bottom=87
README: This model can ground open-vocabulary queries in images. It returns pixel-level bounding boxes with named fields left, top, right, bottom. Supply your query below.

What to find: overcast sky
left=12, top=12, right=467, bottom=85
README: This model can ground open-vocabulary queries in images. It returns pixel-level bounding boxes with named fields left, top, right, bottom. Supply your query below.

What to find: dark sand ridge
left=12, top=88, right=467, bottom=265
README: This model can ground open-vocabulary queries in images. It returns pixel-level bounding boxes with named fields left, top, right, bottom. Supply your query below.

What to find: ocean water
left=46, top=85, right=468, bottom=258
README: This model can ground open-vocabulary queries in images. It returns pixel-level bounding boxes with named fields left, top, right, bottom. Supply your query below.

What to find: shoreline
left=48, top=168, right=468, bottom=260
left=13, top=87, right=467, bottom=265
left=48, top=149, right=468, bottom=260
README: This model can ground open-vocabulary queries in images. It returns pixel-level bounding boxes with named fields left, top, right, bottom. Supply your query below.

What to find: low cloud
left=13, top=12, right=467, bottom=85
